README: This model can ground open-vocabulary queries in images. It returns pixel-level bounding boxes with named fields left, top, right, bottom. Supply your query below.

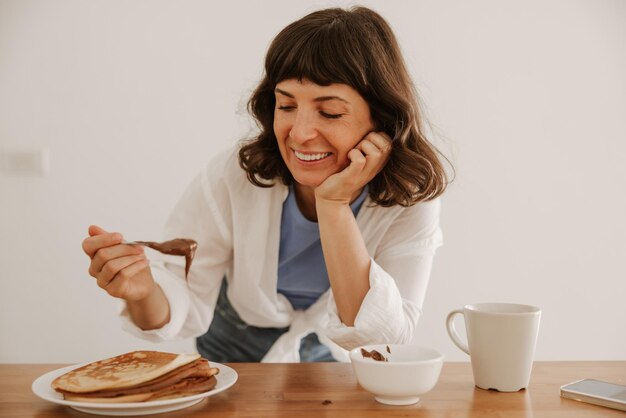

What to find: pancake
left=51, top=351, right=219, bottom=403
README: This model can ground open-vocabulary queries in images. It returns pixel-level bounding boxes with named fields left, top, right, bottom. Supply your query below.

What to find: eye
left=320, top=111, right=343, bottom=119
left=277, top=105, right=296, bottom=112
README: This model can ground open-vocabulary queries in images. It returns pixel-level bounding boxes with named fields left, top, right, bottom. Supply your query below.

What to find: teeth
left=294, top=151, right=331, bottom=161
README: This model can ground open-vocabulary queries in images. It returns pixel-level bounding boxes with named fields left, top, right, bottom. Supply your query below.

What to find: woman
left=82, top=6, right=449, bottom=362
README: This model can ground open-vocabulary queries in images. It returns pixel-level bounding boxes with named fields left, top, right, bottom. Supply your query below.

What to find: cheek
left=332, top=128, right=361, bottom=153
left=331, top=139, right=356, bottom=168
left=273, top=116, right=291, bottom=142
left=272, top=118, right=281, bottom=138
left=330, top=125, right=370, bottom=168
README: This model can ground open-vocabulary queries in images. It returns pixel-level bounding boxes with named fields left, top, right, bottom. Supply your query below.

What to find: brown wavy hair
left=239, top=6, right=451, bottom=206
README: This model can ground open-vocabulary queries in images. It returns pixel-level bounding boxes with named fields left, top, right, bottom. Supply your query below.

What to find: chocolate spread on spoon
left=133, top=239, right=197, bottom=279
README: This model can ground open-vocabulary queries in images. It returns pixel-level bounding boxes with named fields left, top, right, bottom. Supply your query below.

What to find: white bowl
left=349, top=344, right=444, bottom=406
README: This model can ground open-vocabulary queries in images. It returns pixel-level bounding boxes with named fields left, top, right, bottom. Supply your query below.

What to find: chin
left=291, top=172, right=328, bottom=189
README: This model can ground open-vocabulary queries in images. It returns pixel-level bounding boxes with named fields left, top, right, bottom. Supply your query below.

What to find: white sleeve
left=324, top=198, right=442, bottom=350
left=118, top=155, right=234, bottom=342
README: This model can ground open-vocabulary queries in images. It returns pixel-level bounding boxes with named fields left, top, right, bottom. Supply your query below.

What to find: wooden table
left=1, top=362, right=624, bottom=417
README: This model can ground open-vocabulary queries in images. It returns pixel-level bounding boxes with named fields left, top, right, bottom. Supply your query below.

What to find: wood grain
left=1, top=362, right=624, bottom=417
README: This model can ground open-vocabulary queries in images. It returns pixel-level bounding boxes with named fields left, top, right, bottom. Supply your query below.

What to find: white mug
left=446, top=303, right=541, bottom=392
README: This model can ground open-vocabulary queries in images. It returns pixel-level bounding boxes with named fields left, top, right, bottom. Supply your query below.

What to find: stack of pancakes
left=51, top=351, right=219, bottom=403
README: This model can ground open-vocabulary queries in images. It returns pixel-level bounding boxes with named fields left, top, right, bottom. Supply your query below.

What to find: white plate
left=32, top=362, right=238, bottom=416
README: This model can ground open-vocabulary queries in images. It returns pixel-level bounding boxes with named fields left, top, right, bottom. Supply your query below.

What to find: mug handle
left=446, top=309, right=470, bottom=355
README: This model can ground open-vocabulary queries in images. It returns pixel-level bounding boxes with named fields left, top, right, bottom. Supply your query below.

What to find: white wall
left=1, top=0, right=624, bottom=363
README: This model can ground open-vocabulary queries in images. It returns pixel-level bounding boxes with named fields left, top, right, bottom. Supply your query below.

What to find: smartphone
left=560, top=378, right=626, bottom=412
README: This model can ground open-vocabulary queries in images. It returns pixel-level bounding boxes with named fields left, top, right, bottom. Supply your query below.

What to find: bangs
left=267, top=16, right=368, bottom=92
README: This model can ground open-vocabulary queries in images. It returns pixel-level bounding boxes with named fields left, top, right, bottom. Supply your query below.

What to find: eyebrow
left=274, top=88, right=350, bottom=104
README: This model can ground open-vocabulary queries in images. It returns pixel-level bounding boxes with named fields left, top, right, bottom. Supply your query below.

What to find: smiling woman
left=239, top=7, right=449, bottom=206
left=273, top=80, right=374, bottom=193
left=82, top=6, right=451, bottom=364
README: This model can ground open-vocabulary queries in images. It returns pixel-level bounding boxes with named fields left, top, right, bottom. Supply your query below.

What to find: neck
left=294, top=184, right=318, bottom=222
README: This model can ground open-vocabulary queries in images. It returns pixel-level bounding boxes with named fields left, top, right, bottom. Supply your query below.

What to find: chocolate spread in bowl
left=360, top=348, right=388, bottom=362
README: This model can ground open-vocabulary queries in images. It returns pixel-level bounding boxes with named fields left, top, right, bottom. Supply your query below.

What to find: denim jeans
left=196, top=280, right=335, bottom=362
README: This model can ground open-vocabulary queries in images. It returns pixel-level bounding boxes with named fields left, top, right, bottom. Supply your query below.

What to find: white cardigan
left=119, top=147, right=443, bottom=362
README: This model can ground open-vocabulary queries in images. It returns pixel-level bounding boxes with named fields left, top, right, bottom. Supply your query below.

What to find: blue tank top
left=277, top=185, right=369, bottom=310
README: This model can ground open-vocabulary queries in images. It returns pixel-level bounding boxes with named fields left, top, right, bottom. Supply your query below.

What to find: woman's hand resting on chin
left=314, top=131, right=392, bottom=205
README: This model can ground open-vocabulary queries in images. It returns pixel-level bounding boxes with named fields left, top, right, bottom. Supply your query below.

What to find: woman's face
left=273, top=78, right=374, bottom=189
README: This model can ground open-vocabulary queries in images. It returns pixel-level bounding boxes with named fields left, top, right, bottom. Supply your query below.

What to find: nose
left=289, top=110, right=318, bottom=143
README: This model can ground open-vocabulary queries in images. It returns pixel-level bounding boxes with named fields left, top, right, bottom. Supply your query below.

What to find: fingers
left=314, top=131, right=393, bottom=203
left=88, top=225, right=107, bottom=237
left=83, top=224, right=144, bottom=280
left=357, top=139, right=383, bottom=160
left=82, top=226, right=123, bottom=258
left=347, top=147, right=366, bottom=164
left=353, top=131, right=392, bottom=176
left=364, top=131, right=392, bottom=153
left=82, top=224, right=153, bottom=301
left=327, top=148, right=363, bottom=181
left=104, top=259, right=151, bottom=298
left=357, top=132, right=392, bottom=161
left=95, top=254, right=147, bottom=290
left=90, top=244, right=144, bottom=276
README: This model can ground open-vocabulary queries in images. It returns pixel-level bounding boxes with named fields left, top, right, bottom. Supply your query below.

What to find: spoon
left=123, top=239, right=197, bottom=278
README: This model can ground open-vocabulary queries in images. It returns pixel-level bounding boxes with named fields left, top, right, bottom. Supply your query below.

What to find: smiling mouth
left=293, top=150, right=332, bottom=162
